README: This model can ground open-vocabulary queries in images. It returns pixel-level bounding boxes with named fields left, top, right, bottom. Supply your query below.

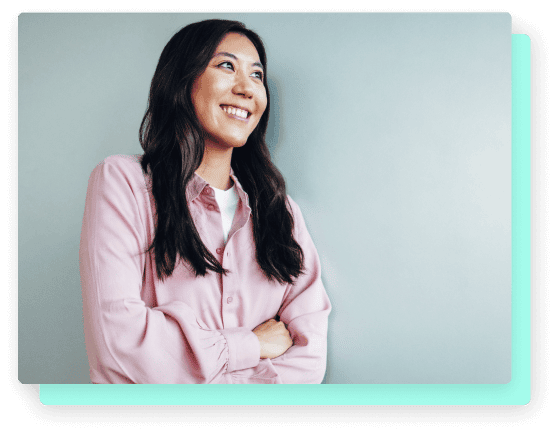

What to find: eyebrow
left=213, top=51, right=264, bottom=70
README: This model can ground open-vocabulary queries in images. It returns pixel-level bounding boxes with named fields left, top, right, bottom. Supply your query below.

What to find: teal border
left=39, top=34, right=531, bottom=406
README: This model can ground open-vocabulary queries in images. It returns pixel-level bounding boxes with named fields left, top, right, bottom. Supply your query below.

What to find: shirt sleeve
left=80, top=157, right=261, bottom=384
left=226, top=197, right=332, bottom=384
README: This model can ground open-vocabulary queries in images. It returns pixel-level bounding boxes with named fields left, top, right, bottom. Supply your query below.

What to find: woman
left=80, top=19, right=331, bottom=384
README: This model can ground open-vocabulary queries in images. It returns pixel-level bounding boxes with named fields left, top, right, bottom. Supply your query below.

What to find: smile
left=220, top=105, right=250, bottom=120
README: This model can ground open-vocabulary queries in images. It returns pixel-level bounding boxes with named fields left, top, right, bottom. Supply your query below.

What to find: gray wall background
left=19, top=13, right=511, bottom=384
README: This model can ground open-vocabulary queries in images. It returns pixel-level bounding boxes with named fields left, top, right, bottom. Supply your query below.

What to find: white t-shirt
left=212, top=184, right=240, bottom=243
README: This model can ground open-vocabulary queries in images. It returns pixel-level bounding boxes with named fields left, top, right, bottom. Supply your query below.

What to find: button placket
left=202, top=185, right=218, bottom=212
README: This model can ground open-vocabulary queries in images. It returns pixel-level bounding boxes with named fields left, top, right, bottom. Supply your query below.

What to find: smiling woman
left=79, top=19, right=331, bottom=384
left=191, top=33, right=268, bottom=153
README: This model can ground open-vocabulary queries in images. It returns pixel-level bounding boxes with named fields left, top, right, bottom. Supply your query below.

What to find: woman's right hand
left=252, top=318, right=293, bottom=359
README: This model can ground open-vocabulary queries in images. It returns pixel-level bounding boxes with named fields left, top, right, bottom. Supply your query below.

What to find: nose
left=232, top=74, right=254, bottom=99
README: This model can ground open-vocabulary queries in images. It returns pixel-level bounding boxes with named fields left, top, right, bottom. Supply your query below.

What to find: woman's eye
left=218, top=61, right=234, bottom=70
left=218, top=62, right=264, bottom=81
left=251, top=71, right=264, bottom=81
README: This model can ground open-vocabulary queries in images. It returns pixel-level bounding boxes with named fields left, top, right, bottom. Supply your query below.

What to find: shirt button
left=216, top=247, right=224, bottom=255
left=203, top=186, right=212, bottom=195
left=207, top=204, right=215, bottom=211
left=227, top=297, right=233, bottom=304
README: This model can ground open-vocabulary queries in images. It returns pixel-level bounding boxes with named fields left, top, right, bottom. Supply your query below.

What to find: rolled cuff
left=219, top=327, right=261, bottom=372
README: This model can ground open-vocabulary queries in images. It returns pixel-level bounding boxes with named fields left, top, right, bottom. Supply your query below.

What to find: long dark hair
left=139, top=19, right=304, bottom=284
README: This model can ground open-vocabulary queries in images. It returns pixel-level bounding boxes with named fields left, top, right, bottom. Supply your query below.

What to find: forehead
left=214, top=32, right=261, bottom=63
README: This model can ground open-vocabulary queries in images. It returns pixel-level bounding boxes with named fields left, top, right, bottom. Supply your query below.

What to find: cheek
left=192, top=75, right=218, bottom=106
left=191, top=85, right=206, bottom=118
left=193, top=88, right=218, bottom=126
left=257, top=91, right=268, bottom=115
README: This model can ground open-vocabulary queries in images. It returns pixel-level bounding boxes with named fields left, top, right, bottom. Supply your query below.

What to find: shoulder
left=91, top=154, right=142, bottom=175
left=286, top=194, right=302, bottom=217
left=88, top=154, right=144, bottom=185
left=95, top=154, right=142, bottom=171
left=286, top=194, right=306, bottom=235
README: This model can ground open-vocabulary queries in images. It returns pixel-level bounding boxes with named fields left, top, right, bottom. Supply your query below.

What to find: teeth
left=222, top=106, right=249, bottom=119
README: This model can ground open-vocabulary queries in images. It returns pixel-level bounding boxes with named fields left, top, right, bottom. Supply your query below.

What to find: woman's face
left=191, top=32, right=268, bottom=150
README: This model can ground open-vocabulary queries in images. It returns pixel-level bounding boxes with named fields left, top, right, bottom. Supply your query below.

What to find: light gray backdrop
left=19, top=13, right=511, bottom=384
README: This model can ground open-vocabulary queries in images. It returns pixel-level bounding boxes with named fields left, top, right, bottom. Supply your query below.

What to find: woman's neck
left=195, top=144, right=234, bottom=190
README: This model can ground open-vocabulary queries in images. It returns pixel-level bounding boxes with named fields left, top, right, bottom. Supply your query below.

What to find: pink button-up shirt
left=79, top=155, right=331, bottom=384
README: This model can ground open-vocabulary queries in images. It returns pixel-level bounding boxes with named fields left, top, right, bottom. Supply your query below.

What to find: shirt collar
left=187, top=169, right=251, bottom=212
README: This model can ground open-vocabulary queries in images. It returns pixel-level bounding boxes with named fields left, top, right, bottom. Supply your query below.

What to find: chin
left=217, top=136, right=251, bottom=149
left=202, top=133, right=247, bottom=150
left=232, top=139, right=249, bottom=148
